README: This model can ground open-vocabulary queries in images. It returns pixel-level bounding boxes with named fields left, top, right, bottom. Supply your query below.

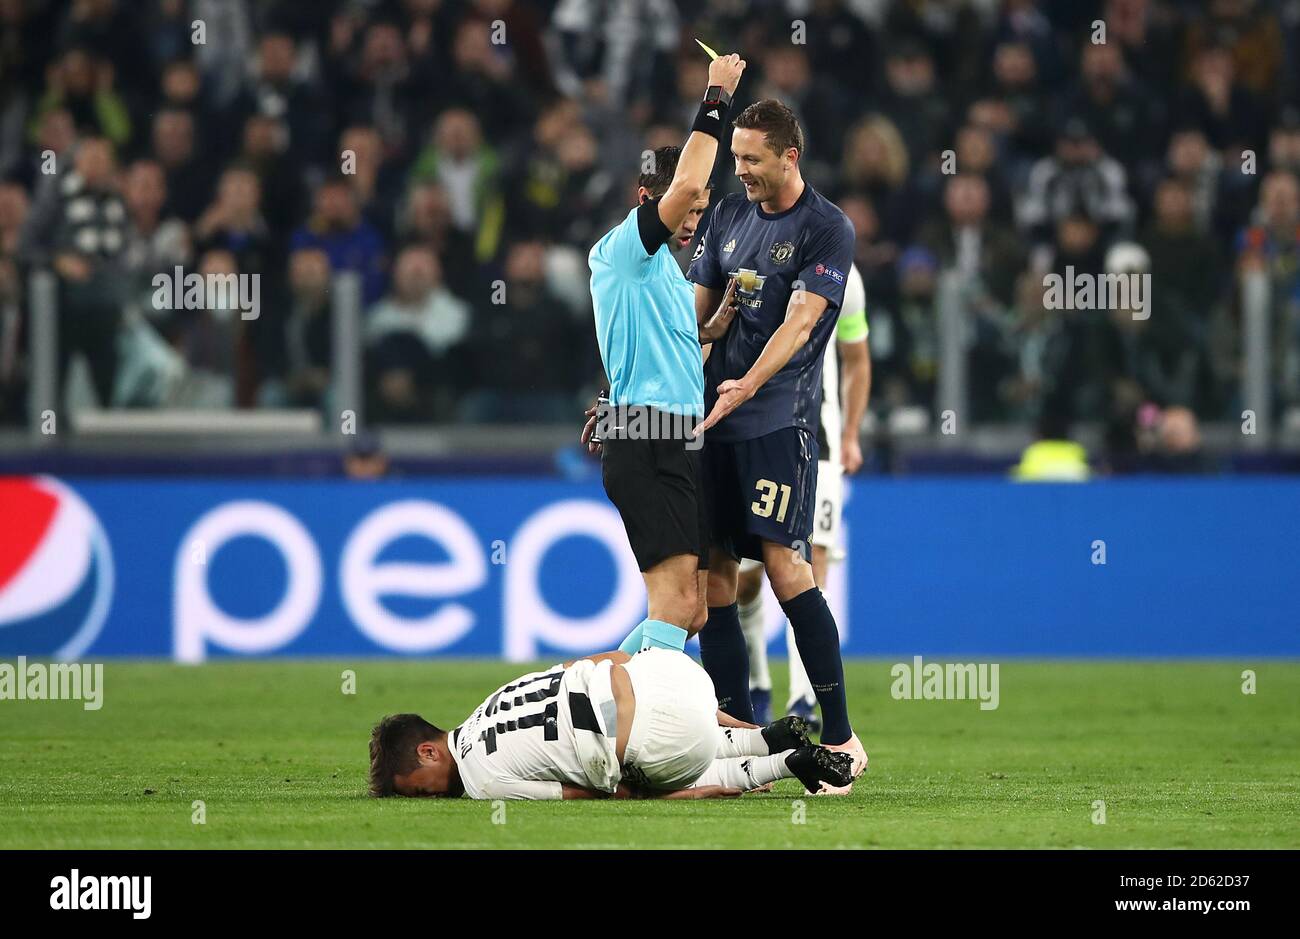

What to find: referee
left=585, top=51, right=746, bottom=656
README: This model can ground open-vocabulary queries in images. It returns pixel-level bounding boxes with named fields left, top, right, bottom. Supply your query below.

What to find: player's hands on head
left=707, top=53, right=746, bottom=96
left=693, top=377, right=754, bottom=438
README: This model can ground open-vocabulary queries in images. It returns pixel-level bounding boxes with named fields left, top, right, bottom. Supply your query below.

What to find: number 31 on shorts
left=751, top=478, right=792, bottom=522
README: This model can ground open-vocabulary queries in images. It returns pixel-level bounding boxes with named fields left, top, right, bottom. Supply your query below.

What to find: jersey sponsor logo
left=814, top=262, right=845, bottom=285
left=728, top=267, right=765, bottom=306
left=769, top=240, right=794, bottom=264
left=723, top=238, right=736, bottom=254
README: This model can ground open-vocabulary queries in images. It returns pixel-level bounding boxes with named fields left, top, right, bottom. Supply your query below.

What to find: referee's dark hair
left=639, top=145, right=681, bottom=199
left=733, top=99, right=805, bottom=159
left=368, top=713, right=445, bottom=797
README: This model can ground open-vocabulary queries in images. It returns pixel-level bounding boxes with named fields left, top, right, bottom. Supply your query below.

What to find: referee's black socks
left=699, top=603, right=753, bottom=723
left=780, top=588, right=852, bottom=746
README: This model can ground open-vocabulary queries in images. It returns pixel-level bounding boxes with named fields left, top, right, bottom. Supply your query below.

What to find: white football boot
left=814, top=733, right=868, bottom=796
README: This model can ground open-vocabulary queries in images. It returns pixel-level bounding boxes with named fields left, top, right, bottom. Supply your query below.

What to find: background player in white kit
left=368, top=648, right=854, bottom=800
left=738, top=263, right=870, bottom=729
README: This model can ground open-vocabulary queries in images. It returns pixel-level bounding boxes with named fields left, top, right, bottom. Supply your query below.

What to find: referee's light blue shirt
left=588, top=206, right=704, bottom=416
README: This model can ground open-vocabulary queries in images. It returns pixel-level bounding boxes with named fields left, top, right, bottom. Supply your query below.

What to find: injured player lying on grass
left=369, top=648, right=857, bottom=800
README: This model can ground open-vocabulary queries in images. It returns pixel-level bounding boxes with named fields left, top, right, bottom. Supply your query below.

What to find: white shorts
left=621, top=649, right=719, bottom=790
left=810, top=459, right=843, bottom=550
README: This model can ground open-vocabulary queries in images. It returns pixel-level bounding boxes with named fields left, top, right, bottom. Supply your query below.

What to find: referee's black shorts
left=600, top=408, right=710, bottom=573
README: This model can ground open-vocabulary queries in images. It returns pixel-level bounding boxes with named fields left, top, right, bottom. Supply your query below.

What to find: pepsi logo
left=0, top=477, right=114, bottom=660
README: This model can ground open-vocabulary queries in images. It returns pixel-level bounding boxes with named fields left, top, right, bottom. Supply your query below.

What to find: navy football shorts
left=701, top=427, right=819, bottom=563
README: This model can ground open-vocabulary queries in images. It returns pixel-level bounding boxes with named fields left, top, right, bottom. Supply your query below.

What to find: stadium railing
left=8, top=266, right=1300, bottom=471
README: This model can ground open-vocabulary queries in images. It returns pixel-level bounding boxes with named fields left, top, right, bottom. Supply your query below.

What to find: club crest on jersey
left=814, top=262, right=845, bottom=285
left=769, top=240, right=795, bottom=265
left=723, top=238, right=737, bottom=254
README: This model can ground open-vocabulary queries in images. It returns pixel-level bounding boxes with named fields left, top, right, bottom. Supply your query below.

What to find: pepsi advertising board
left=2, top=474, right=1297, bottom=662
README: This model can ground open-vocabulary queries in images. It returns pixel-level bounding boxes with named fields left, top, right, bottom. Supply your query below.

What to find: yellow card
left=695, top=38, right=720, bottom=61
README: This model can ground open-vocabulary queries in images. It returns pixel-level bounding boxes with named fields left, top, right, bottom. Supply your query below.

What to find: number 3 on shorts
left=752, top=478, right=792, bottom=522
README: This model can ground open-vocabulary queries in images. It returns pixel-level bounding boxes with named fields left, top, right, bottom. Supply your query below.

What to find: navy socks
left=698, top=603, right=753, bottom=722
left=780, top=587, right=851, bottom=745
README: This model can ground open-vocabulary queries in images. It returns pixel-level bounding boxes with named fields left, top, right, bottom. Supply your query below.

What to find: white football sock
left=716, top=724, right=770, bottom=758
left=739, top=593, right=770, bottom=690
left=693, top=753, right=791, bottom=791
left=786, top=621, right=815, bottom=709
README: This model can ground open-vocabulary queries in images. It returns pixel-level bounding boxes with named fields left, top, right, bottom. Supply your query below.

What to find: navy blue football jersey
left=687, top=183, right=855, bottom=441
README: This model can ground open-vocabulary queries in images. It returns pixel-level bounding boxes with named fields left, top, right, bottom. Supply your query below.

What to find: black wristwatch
left=704, top=85, right=733, bottom=108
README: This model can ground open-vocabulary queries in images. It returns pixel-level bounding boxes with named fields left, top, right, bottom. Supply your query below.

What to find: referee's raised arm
left=654, top=53, right=746, bottom=234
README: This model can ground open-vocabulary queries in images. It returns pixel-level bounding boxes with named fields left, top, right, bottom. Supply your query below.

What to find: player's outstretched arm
left=743, top=289, right=830, bottom=390
left=694, top=290, right=831, bottom=436
left=656, top=53, right=745, bottom=235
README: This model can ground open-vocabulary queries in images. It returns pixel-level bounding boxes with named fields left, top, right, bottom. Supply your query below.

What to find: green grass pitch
left=1, top=660, right=1296, bottom=849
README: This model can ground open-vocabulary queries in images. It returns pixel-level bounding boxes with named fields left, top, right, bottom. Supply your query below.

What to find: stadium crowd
left=1, top=0, right=1298, bottom=456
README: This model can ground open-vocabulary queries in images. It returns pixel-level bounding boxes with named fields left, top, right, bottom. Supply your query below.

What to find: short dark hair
left=638, top=145, right=680, bottom=198
left=368, top=713, right=444, bottom=798
left=733, top=99, right=804, bottom=158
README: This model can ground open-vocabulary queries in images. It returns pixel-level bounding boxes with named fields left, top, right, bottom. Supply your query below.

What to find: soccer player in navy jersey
left=686, top=99, right=867, bottom=793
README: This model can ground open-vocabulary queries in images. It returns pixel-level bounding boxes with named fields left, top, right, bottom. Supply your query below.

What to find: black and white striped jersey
left=450, top=658, right=621, bottom=800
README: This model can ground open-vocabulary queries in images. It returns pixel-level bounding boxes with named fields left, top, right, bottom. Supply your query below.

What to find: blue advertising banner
left=1, top=475, right=1296, bottom=661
